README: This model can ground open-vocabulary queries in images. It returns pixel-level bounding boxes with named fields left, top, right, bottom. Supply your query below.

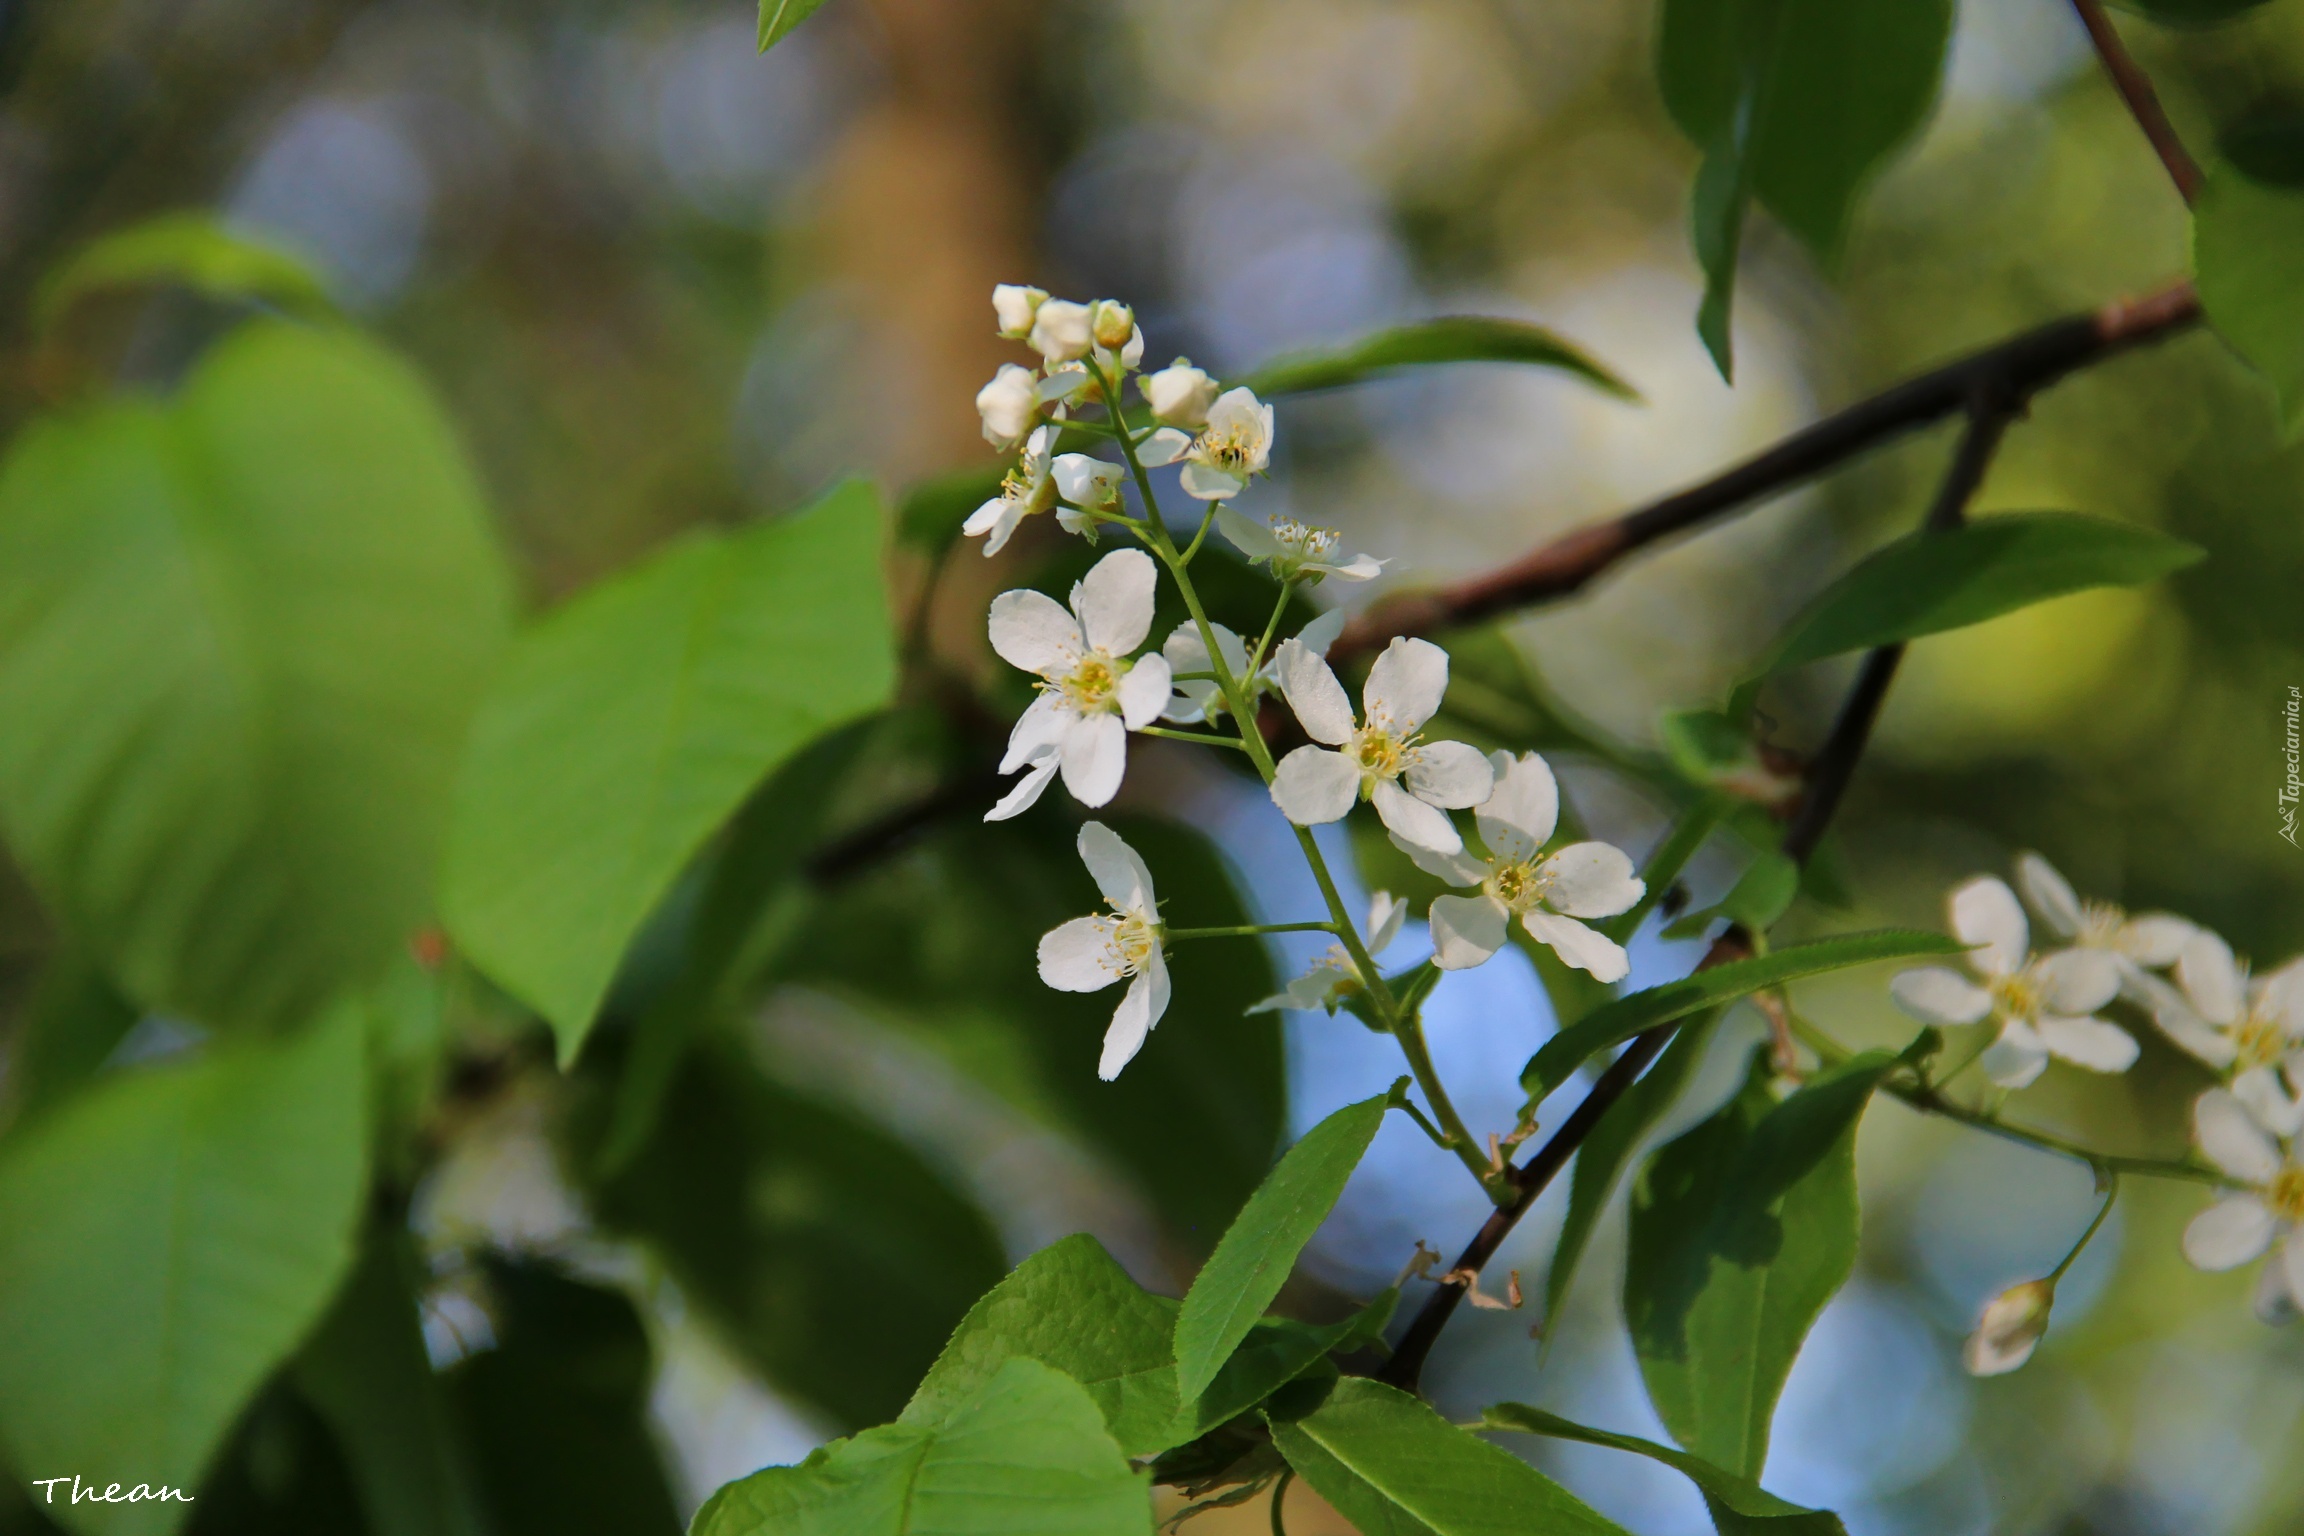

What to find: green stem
left=1391, top=1002, right=1507, bottom=1197
left=1178, top=503, right=1220, bottom=564
left=1269, top=1470, right=1294, bottom=1536
left=1602, top=792, right=1728, bottom=943
left=1247, top=578, right=1299, bottom=677
left=1165, top=921, right=1338, bottom=941
left=1393, top=1095, right=1452, bottom=1150
left=2050, top=1176, right=2120, bottom=1281
left=1136, top=725, right=1250, bottom=752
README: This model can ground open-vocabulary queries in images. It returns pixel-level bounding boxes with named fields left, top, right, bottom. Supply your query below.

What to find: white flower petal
left=984, top=753, right=1059, bottom=822
left=1274, top=640, right=1357, bottom=745
left=988, top=589, right=1084, bottom=675
left=1362, top=636, right=1449, bottom=734
left=2119, top=914, right=2195, bottom=968
left=1372, top=779, right=1462, bottom=856
left=1538, top=842, right=1645, bottom=921
left=1294, top=608, right=1347, bottom=658
left=1475, top=752, right=1558, bottom=861
left=1963, top=1281, right=2053, bottom=1377
left=1029, top=299, right=1093, bottom=364
left=1367, top=892, right=1407, bottom=954
left=2132, top=971, right=2239, bottom=1067
left=1073, top=549, right=1158, bottom=656
left=1178, top=461, right=1245, bottom=501
left=1951, top=877, right=2028, bottom=977
left=2015, top=853, right=2085, bottom=939
left=1322, top=553, right=1384, bottom=581
left=1522, top=910, right=1631, bottom=984
left=1215, top=504, right=1283, bottom=560
left=1077, top=820, right=1155, bottom=916
left=1099, top=969, right=1157, bottom=1080
left=1118, top=653, right=1172, bottom=731
left=2178, top=928, right=2246, bottom=1026
left=2255, top=1251, right=2299, bottom=1325
left=2037, top=949, right=2121, bottom=1016
left=2233, top=1065, right=2304, bottom=1140
left=1139, top=426, right=1193, bottom=467
left=2184, top=1196, right=2277, bottom=1272
left=2262, top=957, right=2304, bottom=1037
left=2036, top=1015, right=2138, bottom=1074
left=1052, top=453, right=1121, bottom=506
left=1059, top=712, right=1127, bottom=808
left=1981, top=1020, right=2051, bottom=1088
left=1039, top=916, right=1124, bottom=992
left=1890, top=967, right=1994, bottom=1026
left=1271, top=746, right=1360, bottom=826
left=2196, top=1088, right=2283, bottom=1183
left=975, top=501, right=1029, bottom=557
left=1386, top=830, right=1490, bottom=888
left=1404, top=740, right=1495, bottom=811
left=1000, top=693, right=1071, bottom=773
left=1430, top=893, right=1508, bottom=970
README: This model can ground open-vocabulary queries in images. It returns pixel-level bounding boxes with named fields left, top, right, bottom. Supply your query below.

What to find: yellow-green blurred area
left=2, top=0, right=2303, bottom=1533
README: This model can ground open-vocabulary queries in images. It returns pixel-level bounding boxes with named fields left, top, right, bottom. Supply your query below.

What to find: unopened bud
left=1029, top=299, right=1094, bottom=364
left=1963, top=1278, right=2054, bottom=1376
left=1090, top=299, right=1136, bottom=352
left=992, top=284, right=1047, bottom=340
left=975, top=363, right=1040, bottom=450
left=1142, top=359, right=1219, bottom=428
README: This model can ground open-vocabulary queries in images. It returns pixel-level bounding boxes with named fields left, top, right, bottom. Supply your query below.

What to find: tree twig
left=2068, top=0, right=2205, bottom=206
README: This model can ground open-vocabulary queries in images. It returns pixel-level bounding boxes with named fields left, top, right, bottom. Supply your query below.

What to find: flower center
left=2077, top=902, right=2124, bottom=949
left=2269, top=1166, right=2304, bottom=1223
left=1110, top=912, right=1160, bottom=972
left=1197, top=423, right=1257, bottom=472
left=1272, top=519, right=1340, bottom=563
left=2233, top=1010, right=2287, bottom=1073
left=1484, top=859, right=1549, bottom=915
left=1352, top=726, right=1413, bottom=784
left=1003, top=460, right=1057, bottom=516
left=1987, top=969, right=2042, bottom=1022
left=1060, top=653, right=1125, bottom=713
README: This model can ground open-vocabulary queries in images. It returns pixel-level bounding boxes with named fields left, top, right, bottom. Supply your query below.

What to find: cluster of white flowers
left=1891, top=856, right=2304, bottom=1364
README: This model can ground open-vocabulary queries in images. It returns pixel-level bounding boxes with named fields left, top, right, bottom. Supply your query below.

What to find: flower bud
left=1090, top=300, right=1136, bottom=352
left=975, top=363, right=1041, bottom=450
left=992, top=284, right=1048, bottom=340
left=1142, top=359, right=1218, bottom=428
left=1963, top=1278, right=2054, bottom=1376
left=1029, top=299, right=1094, bottom=364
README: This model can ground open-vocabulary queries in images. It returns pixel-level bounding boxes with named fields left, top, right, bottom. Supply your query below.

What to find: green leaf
left=2114, top=0, right=2271, bottom=23
left=2, top=951, right=139, bottom=1131
left=1173, top=1089, right=1393, bottom=1405
left=758, top=0, right=833, bottom=50
left=446, top=1258, right=683, bottom=1536
left=1483, top=1404, right=1846, bottom=1536
left=34, top=212, right=334, bottom=334
left=696, top=1357, right=1152, bottom=1536
left=2197, top=161, right=2304, bottom=432
left=1237, top=316, right=1634, bottom=401
left=575, top=1041, right=1007, bottom=1430
left=1626, top=1051, right=1895, bottom=1478
left=1665, top=853, right=1801, bottom=940
left=1518, top=930, right=1959, bottom=1103
left=1658, top=0, right=1953, bottom=374
left=441, top=479, right=895, bottom=1061
left=1736, top=513, right=2204, bottom=710
left=0, top=319, right=512, bottom=1030
left=1268, top=1377, right=1628, bottom=1536
left=0, top=1008, right=369, bottom=1536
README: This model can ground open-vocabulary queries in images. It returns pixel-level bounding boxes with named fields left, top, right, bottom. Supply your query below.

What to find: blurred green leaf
left=1267, top=1377, right=1628, bottom=1536
left=0, top=320, right=512, bottom=1030
left=758, top=0, right=833, bottom=51
left=0, top=1007, right=369, bottom=1536
left=576, top=1040, right=1007, bottom=1429
left=2197, top=162, right=2304, bottom=432
left=2113, top=0, right=2272, bottom=22
left=1518, top=930, right=1957, bottom=1103
left=445, top=1258, right=682, bottom=1536
left=1174, top=1089, right=1391, bottom=1405
left=1483, top=1403, right=1846, bottom=1535
left=1665, top=853, right=1801, bottom=940
left=1736, top=513, right=2204, bottom=711
left=1237, top=317, right=1635, bottom=401
left=1627, top=1051, right=1895, bottom=1478
left=34, top=213, right=333, bottom=334
left=1658, top=0, right=1953, bottom=375
left=441, top=479, right=894, bottom=1062
left=292, top=1229, right=487, bottom=1536
left=2, top=952, right=138, bottom=1132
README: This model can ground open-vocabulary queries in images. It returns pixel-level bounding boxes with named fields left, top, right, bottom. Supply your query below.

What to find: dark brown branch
left=1376, top=399, right=2022, bottom=1393
left=2069, top=0, right=2205, bottom=206
left=1332, top=279, right=2199, bottom=661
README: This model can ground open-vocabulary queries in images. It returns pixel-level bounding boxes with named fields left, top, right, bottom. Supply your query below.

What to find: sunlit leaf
left=1484, top=1403, right=1846, bottom=1535
left=758, top=0, right=834, bottom=50
left=1238, top=316, right=1634, bottom=400
left=34, top=212, right=333, bottom=334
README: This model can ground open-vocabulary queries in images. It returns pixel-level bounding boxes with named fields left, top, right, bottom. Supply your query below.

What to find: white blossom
left=1888, top=877, right=2132, bottom=1089
left=2181, top=1088, right=2304, bottom=1322
left=1037, top=822, right=1170, bottom=1080
left=1029, top=299, right=1094, bottom=365
left=1052, top=453, right=1126, bottom=538
left=2142, top=930, right=2304, bottom=1136
left=1161, top=609, right=1346, bottom=726
left=1269, top=635, right=1493, bottom=855
left=1142, top=359, right=1219, bottom=428
left=1088, top=300, right=1143, bottom=372
left=2016, top=853, right=2194, bottom=979
left=976, top=362, right=1042, bottom=451
left=1963, top=1279, right=2055, bottom=1376
left=1250, top=892, right=1407, bottom=1014
left=1391, top=751, right=1643, bottom=983
left=1142, top=387, right=1275, bottom=501
left=993, top=283, right=1048, bottom=339
left=1216, top=507, right=1383, bottom=583
left=984, top=549, right=1172, bottom=820
left=962, top=425, right=1058, bottom=556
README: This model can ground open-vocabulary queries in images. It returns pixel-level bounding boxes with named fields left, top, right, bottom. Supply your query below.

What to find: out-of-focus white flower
left=1052, top=453, right=1125, bottom=538
left=1392, top=751, right=1643, bottom=983
left=1038, top=822, right=1169, bottom=1080
left=976, top=362, right=1042, bottom=450
left=1030, top=299, right=1094, bottom=365
left=1888, top=877, right=2132, bottom=1089
left=2016, top=853, right=2194, bottom=978
left=1963, top=1279, right=2056, bottom=1376
left=1142, top=387, right=1275, bottom=501
left=1250, top=892, right=1406, bottom=1014
left=2182, top=1087, right=2304, bottom=1322
left=994, top=283, right=1048, bottom=339
left=1161, top=609, right=1345, bottom=726
left=1216, top=507, right=1383, bottom=583
left=2143, top=930, right=2304, bottom=1136
left=962, top=425, right=1058, bottom=556
left=1269, top=635, right=1493, bottom=855
left=1142, top=359, right=1219, bottom=428
left=985, top=550, right=1172, bottom=820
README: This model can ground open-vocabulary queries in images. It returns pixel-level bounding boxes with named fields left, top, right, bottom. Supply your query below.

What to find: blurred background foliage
left=0, top=0, right=2301, bottom=1533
